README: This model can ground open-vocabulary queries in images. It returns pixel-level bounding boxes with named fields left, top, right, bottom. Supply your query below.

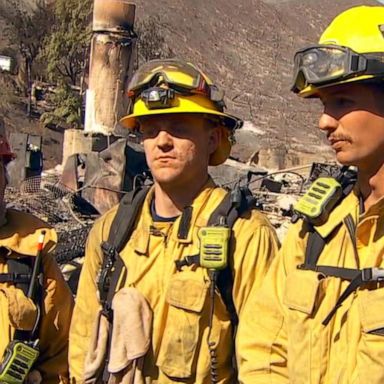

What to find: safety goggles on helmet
left=129, top=59, right=209, bottom=93
left=292, top=44, right=384, bottom=93
left=127, top=59, right=225, bottom=111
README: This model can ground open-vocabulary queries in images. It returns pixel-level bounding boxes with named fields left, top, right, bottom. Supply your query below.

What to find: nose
left=156, top=130, right=173, bottom=151
left=318, top=111, right=339, bottom=134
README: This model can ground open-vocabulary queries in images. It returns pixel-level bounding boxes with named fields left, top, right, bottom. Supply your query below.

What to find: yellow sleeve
left=232, top=213, right=279, bottom=316
left=37, top=242, right=75, bottom=384
left=232, top=211, right=285, bottom=383
left=68, top=218, right=105, bottom=383
left=236, top=222, right=304, bottom=383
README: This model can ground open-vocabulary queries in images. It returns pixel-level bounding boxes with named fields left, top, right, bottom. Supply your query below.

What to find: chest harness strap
left=97, top=185, right=256, bottom=383
left=301, top=213, right=384, bottom=326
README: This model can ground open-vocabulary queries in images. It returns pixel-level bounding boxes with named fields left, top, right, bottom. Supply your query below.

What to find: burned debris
left=5, top=150, right=337, bottom=284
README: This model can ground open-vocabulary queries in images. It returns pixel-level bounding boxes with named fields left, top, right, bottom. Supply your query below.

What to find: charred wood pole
left=85, top=0, right=137, bottom=135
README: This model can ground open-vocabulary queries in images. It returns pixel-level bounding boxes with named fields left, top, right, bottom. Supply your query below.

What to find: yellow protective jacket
left=0, top=209, right=74, bottom=383
left=69, top=180, right=279, bottom=383
left=238, top=188, right=384, bottom=384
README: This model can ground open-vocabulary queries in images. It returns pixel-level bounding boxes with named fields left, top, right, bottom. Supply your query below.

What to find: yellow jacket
left=0, top=209, right=74, bottom=383
left=238, top=188, right=384, bottom=384
left=69, top=181, right=278, bottom=383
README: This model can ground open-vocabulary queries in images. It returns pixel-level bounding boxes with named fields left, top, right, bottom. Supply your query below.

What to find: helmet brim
left=120, top=94, right=243, bottom=166
left=297, top=74, right=380, bottom=98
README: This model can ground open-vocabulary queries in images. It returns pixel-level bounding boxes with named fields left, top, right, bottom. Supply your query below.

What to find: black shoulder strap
left=208, top=187, right=256, bottom=228
left=98, top=186, right=150, bottom=315
left=108, top=186, right=150, bottom=253
left=98, top=186, right=149, bottom=383
left=5, top=258, right=32, bottom=296
left=0, top=259, right=31, bottom=288
left=3, top=258, right=43, bottom=341
left=208, top=187, right=256, bottom=327
left=301, top=228, right=327, bottom=270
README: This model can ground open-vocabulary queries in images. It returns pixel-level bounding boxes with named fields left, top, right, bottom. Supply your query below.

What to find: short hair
left=362, top=79, right=384, bottom=94
left=366, top=80, right=384, bottom=112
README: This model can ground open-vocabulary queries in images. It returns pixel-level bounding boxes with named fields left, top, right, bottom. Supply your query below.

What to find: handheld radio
left=0, top=341, right=39, bottom=384
left=198, top=226, right=231, bottom=270
left=293, top=177, right=342, bottom=225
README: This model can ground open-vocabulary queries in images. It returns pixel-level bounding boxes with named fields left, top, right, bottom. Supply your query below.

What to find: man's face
left=318, top=83, right=384, bottom=171
left=139, top=114, right=220, bottom=189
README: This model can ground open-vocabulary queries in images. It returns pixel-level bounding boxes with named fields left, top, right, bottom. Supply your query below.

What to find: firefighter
left=0, top=123, right=74, bottom=383
left=69, top=59, right=278, bottom=383
left=237, top=6, right=384, bottom=384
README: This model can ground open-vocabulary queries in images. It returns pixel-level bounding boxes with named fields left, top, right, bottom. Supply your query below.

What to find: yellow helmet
left=291, top=6, right=384, bottom=98
left=120, top=59, right=243, bottom=165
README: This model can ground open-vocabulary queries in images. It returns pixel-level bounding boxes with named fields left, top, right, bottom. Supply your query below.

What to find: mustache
left=327, top=133, right=352, bottom=143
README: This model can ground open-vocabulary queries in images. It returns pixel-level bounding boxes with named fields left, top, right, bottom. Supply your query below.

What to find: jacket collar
left=314, top=187, right=360, bottom=239
left=131, top=178, right=225, bottom=254
left=314, top=185, right=384, bottom=238
left=360, top=193, right=384, bottom=221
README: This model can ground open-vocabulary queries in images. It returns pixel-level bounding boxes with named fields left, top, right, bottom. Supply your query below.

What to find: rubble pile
left=249, top=173, right=304, bottom=240
left=5, top=174, right=95, bottom=266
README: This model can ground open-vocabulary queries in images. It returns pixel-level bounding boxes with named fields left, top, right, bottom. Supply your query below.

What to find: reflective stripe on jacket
left=69, top=180, right=279, bottom=383
left=0, top=209, right=74, bottom=383
left=238, top=188, right=384, bottom=384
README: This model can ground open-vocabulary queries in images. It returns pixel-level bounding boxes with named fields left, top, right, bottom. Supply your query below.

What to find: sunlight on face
left=139, top=114, right=220, bottom=189
left=318, top=83, right=384, bottom=170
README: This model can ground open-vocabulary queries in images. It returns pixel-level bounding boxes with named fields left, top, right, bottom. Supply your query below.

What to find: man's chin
left=152, top=172, right=183, bottom=187
left=335, top=152, right=357, bottom=167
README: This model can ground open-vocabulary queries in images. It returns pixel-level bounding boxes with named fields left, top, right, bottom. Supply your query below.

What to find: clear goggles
left=291, top=45, right=384, bottom=93
left=127, top=59, right=225, bottom=109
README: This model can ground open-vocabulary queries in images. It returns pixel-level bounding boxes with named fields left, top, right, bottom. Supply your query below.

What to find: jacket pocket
left=283, top=269, right=323, bottom=315
left=359, top=287, right=384, bottom=335
left=357, top=287, right=384, bottom=384
left=283, top=269, right=325, bottom=384
left=157, top=271, right=208, bottom=379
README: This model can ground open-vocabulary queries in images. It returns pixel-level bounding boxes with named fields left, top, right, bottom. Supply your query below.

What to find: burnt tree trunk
left=85, top=0, right=137, bottom=135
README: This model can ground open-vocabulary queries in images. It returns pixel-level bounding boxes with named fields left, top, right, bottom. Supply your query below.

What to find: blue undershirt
left=150, top=198, right=179, bottom=222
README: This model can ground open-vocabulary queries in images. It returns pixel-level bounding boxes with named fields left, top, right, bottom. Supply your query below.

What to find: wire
left=220, top=169, right=307, bottom=196
left=62, top=195, right=87, bottom=227
left=61, top=172, right=153, bottom=195
left=207, top=270, right=219, bottom=384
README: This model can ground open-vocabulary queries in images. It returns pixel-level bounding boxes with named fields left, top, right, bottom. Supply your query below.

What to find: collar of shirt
left=131, top=177, right=228, bottom=254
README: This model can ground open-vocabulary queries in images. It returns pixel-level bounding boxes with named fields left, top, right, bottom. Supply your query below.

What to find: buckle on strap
left=362, top=268, right=384, bottom=282
left=101, top=242, right=118, bottom=259
left=98, top=242, right=118, bottom=300
left=323, top=267, right=384, bottom=326
left=0, top=273, right=31, bottom=284
left=175, top=254, right=200, bottom=271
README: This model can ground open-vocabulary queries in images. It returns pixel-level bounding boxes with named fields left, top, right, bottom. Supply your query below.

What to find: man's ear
left=207, top=125, right=221, bottom=156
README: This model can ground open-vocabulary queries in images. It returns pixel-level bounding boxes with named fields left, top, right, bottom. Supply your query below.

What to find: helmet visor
left=292, top=45, right=384, bottom=93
